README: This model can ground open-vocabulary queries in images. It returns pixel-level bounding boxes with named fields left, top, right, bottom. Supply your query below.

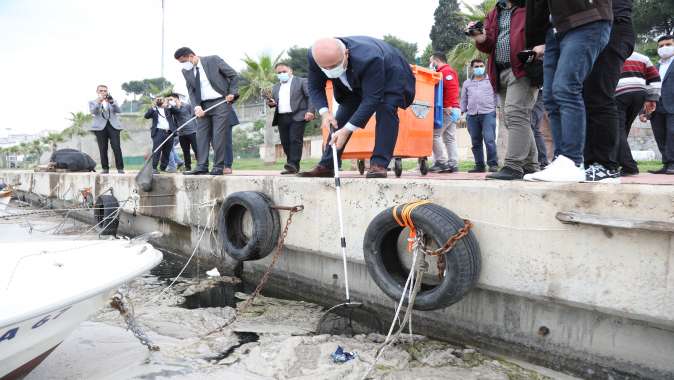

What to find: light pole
left=161, top=0, right=165, bottom=78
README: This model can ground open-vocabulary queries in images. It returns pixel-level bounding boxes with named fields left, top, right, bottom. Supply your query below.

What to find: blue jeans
left=167, top=138, right=183, bottom=170
left=466, top=112, right=498, bottom=167
left=543, top=21, right=611, bottom=166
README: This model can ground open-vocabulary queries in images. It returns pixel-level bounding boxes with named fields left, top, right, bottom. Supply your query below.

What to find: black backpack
left=50, top=149, right=97, bottom=172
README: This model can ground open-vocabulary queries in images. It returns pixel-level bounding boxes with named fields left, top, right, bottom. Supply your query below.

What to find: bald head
left=312, top=38, right=348, bottom=70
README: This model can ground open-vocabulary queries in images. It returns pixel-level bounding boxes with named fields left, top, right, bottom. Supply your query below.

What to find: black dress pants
left=616, top=91, right=646, bottom=173
left=152, top=129, right=173, bottom=170
left=583, top=20, right=635, bottom=170
left=277, top=113, right=306, bottom=169
left=178, top=133, right=198, bottom=170
left=94, top=122, right=123, bottom=170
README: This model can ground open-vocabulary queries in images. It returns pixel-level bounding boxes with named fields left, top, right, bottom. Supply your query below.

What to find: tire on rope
left=363, top=203, right=481, bottom=311
left=94, top=194, right=120, bottom=236
left=218, top=191, right=281, bottom=261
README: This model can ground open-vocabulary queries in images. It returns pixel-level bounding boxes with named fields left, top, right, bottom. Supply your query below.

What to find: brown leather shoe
left=297, top=165, right=333, bottom=177
left=223, top=168, right=233, bottom=175
left=366, top=164, right=388, bottom=178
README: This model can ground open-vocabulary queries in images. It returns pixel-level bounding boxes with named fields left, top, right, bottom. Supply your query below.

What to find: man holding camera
left=144, top=97, right=174, bottom=174
left=89, top=85, right=124, bottom=174
left=467, top=0, right=539, bottom=180
left=174, top=47, right=239, bottom=176
left=166, top=93, right=198, bottom=172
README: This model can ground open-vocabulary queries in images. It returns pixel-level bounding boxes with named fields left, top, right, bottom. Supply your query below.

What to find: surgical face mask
left=277, top=72, right=290, bottom=82
left=473, top=67, right=485, bottom=76
left=429, top=63, right=437, bottom=71
left=658, top=45, right=674, bottom=59
left=168, top=100, right=177, bottom=107
left=181, top=60, right=194, bottom=71
left=320, top=59, right=346, bottom=79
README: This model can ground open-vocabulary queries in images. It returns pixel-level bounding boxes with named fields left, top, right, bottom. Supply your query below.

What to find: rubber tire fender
left=218, top=191, right=281, bottom=261
left=94, top=194, right=120, bottom=236
left=363, top=203, right=481, bottom=311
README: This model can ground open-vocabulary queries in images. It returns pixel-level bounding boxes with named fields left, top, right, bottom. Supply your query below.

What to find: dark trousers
left=93, top=122, right=123, bottom=170
left=319, top=99, right=399, bottom=168
left=616, top=91, right=646, bottom=173
left=195, top=99, right=233, bottom=171
left=651, top=111, right=674, bottom=165
left=466, top=112, right=498, bottom=167
left=178, top=133, right=198, bottom=170
left=531, top=91, right=549, bottom=166
left=583, top=20, right=635, bottom=170
left=152, top=129, right=173, bottom=170
left=277, top=113, right=306, bottom=169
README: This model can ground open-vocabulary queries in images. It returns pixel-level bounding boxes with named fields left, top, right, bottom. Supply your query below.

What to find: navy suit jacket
left=307, top=36, right=416, bottom=128
left=657, top=61, right=674, bottom=114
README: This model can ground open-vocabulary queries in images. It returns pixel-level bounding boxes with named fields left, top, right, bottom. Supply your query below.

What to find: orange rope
left=392, top=200, right=431, bottom=252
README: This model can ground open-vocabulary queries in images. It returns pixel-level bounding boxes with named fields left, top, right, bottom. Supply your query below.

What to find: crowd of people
left=87, top=0, right=673, bottom=181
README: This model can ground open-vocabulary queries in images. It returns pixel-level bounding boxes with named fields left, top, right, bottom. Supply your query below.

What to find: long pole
left=160, top=0, right=165, bottom=78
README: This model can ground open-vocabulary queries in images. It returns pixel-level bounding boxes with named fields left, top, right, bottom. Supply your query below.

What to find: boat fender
left=363, top=203, right=481, bottom=311
left=94, top=194, right=120, bottom=236
left=218, top=191, right=280, bottom=261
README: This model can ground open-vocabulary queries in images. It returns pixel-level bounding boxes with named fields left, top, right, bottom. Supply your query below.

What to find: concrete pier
left=2, top=169, right=673, bottom=379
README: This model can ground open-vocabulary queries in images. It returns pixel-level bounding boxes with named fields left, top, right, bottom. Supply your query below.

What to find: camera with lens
left=105, top=94, right=114, bottom=103
left=465, top=21, right=484, bottom=36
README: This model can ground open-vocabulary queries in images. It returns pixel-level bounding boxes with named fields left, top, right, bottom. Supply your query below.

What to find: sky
left=0, top=0, right=478, bottom=135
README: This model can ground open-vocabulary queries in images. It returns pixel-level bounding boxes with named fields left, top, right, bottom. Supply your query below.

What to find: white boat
left=0, top=239, right=163, bottom=379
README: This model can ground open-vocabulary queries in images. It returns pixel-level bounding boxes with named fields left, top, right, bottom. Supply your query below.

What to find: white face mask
left=182, top=60, right=195, bottom=71
left=320, top=59, right=346, bottom=79
left=658, top=45, right=674, bottom=59
left=168, top=100, right=177, bottom=107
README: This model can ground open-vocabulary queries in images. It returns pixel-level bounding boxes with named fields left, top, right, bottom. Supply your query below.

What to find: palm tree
left=64, top=112, right=93, bottom=151
left=447, top=0, right=495, bottom=77
left=42, top=132, right=65, bottom=154
left=239, top=52, right=284, bottom=163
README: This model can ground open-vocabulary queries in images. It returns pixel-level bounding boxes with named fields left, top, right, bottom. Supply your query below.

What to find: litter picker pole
left=330, top=127, right=350, bottom=303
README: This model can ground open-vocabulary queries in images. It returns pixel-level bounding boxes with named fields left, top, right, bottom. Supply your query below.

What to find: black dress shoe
left=281, top=163, right=299, bottom=175
left=488, top=165, right=499, bottom=172
left=486, top=166, right=523, bottom=180
left=183, top=170, right=208, bottom=175
left=468, top=166, right=486, bottom=173
left=666, top=164, right=674, bottom=175
left=648, top=167, right=668, bottom=174
left=209, top=170, right=224, bottom=176
left=101, top=169, right=109, bottom=174
left=620, top=168, right=639, bottom=176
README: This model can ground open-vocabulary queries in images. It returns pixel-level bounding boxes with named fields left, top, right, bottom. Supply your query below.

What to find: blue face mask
left=473, top=67, right=485, bottom=76
left=277, top=72, right=290, bottom=83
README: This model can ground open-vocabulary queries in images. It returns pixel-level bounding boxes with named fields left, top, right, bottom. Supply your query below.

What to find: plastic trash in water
left=331, top=345, right=356, bottom=363
left=206, top=267, right=220, bottom=277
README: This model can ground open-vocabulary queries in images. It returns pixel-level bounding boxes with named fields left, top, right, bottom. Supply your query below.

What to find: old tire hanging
left=218, top=191, right=281, bottom=261
left=94, top=194, right=120, bottom=235
left=363, top=203, right=480, bottom=311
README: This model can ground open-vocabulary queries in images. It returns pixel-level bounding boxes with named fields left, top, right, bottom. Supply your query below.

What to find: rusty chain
left=420, top=219, right=473, bottom=280
left=204, top=204, right=304, bottom=336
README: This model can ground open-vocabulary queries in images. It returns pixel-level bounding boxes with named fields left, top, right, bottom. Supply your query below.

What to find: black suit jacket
left=269, top=76, right=315, bottom=126
left=181, top=55, right=239, bottom=107
left=307, top=36, right=415, bottom=128
left=144, top=107, right=172, bottom=137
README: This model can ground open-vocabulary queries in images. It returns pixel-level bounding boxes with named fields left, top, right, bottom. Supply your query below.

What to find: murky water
left=2, top=200, right=572, bottom=380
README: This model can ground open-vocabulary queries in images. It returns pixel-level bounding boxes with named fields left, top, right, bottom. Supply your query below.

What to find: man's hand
left=266, top=98, right=276, bottom=107
left=330, top=128, right=352, bottom=150
left=533, top=44, right=545, bottom=60
left=194, top=106, right=205, bottom=118
left=639, top=113, right=649, bottom=123
left=304, top=112, right=315, bottom=121
left=644, top=101, right=657, bottom=115
left=320, top=113, right=339, bottom=130
left=465, top=21, right=486, bottom=43
left=225, top=94, right=235, bottom=102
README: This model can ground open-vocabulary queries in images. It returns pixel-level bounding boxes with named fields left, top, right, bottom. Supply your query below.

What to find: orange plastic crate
left=322, top=65, right=442, bottom=160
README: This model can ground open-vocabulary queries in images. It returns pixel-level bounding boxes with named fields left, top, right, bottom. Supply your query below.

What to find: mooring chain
left=204, top=205, right=304, bottom=337
left=420, top=219, right=473, bottom=280
left=110, top=290, right=160, bottom=351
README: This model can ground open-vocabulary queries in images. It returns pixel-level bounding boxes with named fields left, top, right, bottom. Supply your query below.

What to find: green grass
left=119, top=158, right=663, bottom=173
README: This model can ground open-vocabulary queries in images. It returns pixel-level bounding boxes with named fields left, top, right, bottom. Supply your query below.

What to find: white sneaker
left=523, top=155, right=585, bottom=182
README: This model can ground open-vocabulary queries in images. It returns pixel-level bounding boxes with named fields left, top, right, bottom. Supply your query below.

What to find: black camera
left=105, top=94, right=114, bottom=103
left=517, top=50, right=537, bottom=64
left=465, top=21, right=484, bottom=36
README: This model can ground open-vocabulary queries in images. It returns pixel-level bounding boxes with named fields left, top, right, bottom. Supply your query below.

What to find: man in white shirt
left=266, top=63, right=315, bottom=174
left=174, top=47, right=239, bottom=175
left=650, top=35, right=674, bottom=174
left=144, top=98, right=174, bottom=174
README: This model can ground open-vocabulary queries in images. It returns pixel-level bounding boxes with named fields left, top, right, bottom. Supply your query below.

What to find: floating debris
left=330, top=345, right=357, bottom=363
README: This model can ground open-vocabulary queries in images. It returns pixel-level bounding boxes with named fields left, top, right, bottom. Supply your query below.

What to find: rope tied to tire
left=392, top=200, right=474, bottom=279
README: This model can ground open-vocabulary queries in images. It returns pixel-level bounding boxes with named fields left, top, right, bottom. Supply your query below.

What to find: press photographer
left=88, top=85, right=124, bottom=174
left=144, top=97, right=174, bottom=174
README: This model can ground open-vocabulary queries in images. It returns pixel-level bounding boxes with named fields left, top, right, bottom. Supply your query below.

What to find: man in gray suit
left=266, top=63, right=315, bottom=174
left=649, top=35, right=674, bottom=174
left=88, top=84, right=124, bottom=174
left=174, top=47, right=239, bottom=175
